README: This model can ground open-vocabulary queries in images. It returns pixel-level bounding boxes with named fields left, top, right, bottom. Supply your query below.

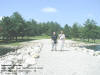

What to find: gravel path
left=34, top=39, right=100, bottom=75
left=1, top=39, right=100, bottom=75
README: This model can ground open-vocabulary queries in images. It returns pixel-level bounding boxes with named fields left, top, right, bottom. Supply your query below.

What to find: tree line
left=0, top=12, right=100, bottom=42
left=63, top=20, right=100, bottom=42
left=0, top=12, right=61, bottom=41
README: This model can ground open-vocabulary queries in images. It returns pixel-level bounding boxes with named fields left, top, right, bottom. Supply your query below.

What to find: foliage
left=0, top=12, right=62, bottom=41
left=0, top=12, right=100, bottom=43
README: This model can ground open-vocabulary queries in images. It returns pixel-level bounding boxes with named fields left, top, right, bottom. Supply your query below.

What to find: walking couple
left=51, top=31, right=65, bottom=51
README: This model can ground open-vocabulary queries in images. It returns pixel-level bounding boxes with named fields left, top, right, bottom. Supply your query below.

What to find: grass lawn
left=0, top=35, right=50, bottom=47
left=28, top=35, right=50, bottom=40
left=71, top=38, right=100, bottom=44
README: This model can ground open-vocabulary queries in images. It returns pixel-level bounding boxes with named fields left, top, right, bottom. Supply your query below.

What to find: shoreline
left=0, top=39, right=100, bottom=57
left=0, top=39, right=100, bottom=75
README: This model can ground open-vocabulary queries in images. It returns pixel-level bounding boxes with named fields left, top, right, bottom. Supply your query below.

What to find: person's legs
left=60, top=40, right=64, bottom=51
left=52, top=41, right=55, bottom=51
left=60, top=41, right=63, bottom=51
left=54, top=43, right=57, bottom=51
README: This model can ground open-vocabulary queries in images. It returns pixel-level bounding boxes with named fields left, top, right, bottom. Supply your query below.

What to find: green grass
left=0, top=35, right=50, bottom=47
left=94, top=39, right=100, bottom=44
left=28, top=35, right=50, bottom=40
left=0, top=41, right=21, bottom=47
left=71, top=38, right=100, bottom=44
left=0, top=35, right=50, bottom=56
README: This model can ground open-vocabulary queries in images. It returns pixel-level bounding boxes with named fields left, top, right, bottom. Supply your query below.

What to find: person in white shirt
left=58, top=31, right=65, bottom=51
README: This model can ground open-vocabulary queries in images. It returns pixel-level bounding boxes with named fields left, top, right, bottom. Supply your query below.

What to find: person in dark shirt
left=51, top=32, right=58, bottom=51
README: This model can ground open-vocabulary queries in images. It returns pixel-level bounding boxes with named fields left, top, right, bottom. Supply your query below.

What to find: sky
left=0, top=0, right=100, bottom=27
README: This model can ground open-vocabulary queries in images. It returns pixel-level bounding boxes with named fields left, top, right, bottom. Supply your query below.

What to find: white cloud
left=41, top=7, right=57, bottom=13
left=0, top=16, right=3, bottom=20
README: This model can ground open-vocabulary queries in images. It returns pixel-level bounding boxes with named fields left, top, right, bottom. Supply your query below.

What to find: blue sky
left=0, top=0, right=100, bottom=27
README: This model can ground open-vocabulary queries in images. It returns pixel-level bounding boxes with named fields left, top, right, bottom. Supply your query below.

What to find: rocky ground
left=0, top=39, right=100, bottom=75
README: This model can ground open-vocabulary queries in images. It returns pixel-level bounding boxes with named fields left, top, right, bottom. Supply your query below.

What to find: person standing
left=59, top=31, right=65, bottom=51
left=51, top=32, right=58, bottom=51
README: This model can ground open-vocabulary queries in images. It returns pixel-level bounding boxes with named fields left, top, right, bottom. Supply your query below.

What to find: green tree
left=46, top=21, right=61, bottom=35
left=63, top=24, right=71, bottom=38
left=10, top=12, right=25, bottom=41
left=83, top=19, right=97, bottom=42
left=71, top=23, right=80, bottom=39
left=1, top=16, right=13, bottom=40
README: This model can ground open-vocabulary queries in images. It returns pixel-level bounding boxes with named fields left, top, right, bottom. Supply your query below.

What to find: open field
left=0, top=35, right=50, bottom=47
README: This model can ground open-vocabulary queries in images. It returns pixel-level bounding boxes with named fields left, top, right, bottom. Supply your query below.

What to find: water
left=85, top=45, right=100, bottom=51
